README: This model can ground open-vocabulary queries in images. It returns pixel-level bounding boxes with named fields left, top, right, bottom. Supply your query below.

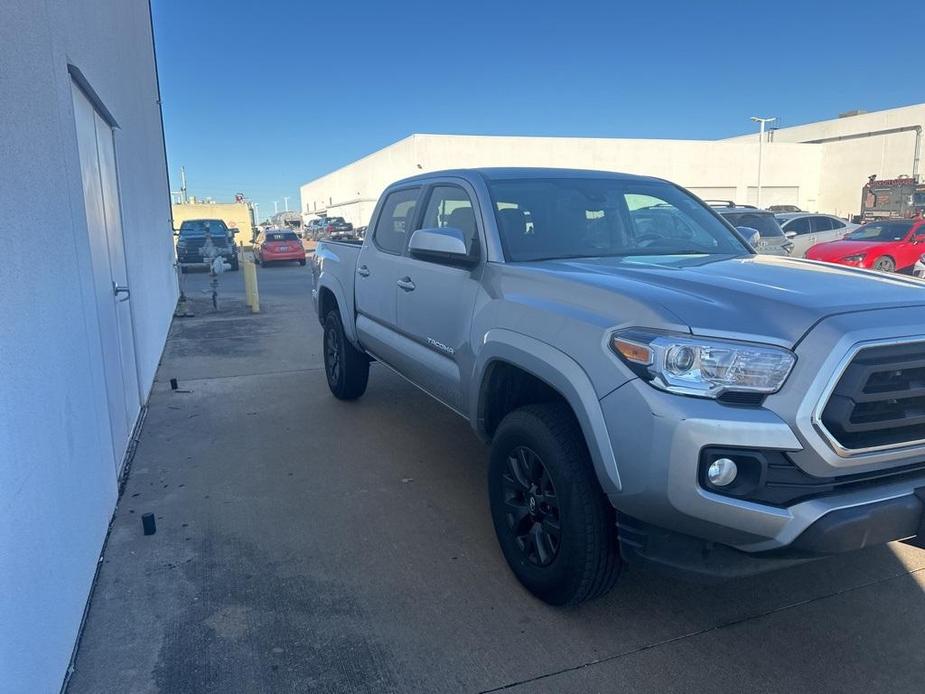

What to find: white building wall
left=724, top=105, right=925, bottom=216
left=0, top=2, right=176, bottom=692
left=300, top=134, right=822, bottom=228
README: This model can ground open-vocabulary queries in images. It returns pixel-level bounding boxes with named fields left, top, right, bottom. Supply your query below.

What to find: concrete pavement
left=68, top=262, right=925, bottom=693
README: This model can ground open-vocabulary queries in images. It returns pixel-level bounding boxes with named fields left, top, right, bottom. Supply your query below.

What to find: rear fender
left=315, top=263, right=358, bottom=345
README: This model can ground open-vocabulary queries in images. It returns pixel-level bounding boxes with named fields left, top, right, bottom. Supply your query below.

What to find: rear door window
left=810, top=216, right=834, bottom=232
left=373, top=188, right=420, bottom=254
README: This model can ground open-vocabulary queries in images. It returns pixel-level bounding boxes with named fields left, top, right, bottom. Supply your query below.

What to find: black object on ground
left=141, top=513, right=156, bottom=536
left=170, top=378, right=178, bottom=391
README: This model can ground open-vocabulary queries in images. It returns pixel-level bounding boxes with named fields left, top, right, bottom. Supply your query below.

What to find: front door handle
left=357, top=265, right=370, bottom=277
left=396, top=277, right=415, bottom=292
left=112, top=281, right=131, bottom=302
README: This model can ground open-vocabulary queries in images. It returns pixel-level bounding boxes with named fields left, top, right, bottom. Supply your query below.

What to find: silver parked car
left=708, top=202, right=793, bottom=256
left=775, top=212, right=858, bottom=257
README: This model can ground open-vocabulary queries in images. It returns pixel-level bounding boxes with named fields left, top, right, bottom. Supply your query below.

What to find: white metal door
left=72, top=82, right=141, bottom=472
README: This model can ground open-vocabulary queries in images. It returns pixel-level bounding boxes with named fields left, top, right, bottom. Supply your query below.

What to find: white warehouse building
left=300, top=103, right=924, bottom=228
left=1, top=1, right=177, bottom=691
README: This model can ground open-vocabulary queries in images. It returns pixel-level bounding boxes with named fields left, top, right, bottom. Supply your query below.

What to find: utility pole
left=253, top=202, right=260, bottom=224
left=273, top=200, right=279, bottom=216
left=179, top=166, right=188, bottom=203
left=283, top=196, right=290, bottom=212
left=750, top=116, right=776, bottom=208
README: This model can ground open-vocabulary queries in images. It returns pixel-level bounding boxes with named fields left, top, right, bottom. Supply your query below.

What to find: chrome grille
left=821, top=341, right=925, bottom=450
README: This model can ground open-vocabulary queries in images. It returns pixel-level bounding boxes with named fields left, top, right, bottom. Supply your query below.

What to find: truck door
left=353, top=186, right=421, bottom=365
left=392, top=183, right=483, bottom=414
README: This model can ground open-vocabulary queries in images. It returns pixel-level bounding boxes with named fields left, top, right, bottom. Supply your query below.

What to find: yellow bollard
left=243, top=254, right=260, bottom=313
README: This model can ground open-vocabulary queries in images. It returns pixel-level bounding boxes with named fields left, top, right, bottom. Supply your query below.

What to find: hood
left=523, top=254, right=925, bottom=346
left=806, top=239, right=894, bottom=259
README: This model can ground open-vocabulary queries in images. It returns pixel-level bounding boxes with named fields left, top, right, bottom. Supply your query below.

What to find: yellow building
left=172, top=200, right=254, bottom=238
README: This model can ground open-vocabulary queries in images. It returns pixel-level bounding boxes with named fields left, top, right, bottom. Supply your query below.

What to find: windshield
left=179, top=220, right=229, bottom=237
left=487, top=178, right=749, bottom=262
left=719, top=212, right=785, bottom=239
left=845, top=221, right=913, bottom=241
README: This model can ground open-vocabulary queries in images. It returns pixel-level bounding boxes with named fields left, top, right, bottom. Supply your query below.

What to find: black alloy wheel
left=322, top=309, right=369, bottom=400
left=501, top=446, right=561, bottom=567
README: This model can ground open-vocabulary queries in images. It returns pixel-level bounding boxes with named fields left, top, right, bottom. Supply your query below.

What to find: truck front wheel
left=323, top=309, right=369, bottom=400
left=488, top=403, right=621, bottom=605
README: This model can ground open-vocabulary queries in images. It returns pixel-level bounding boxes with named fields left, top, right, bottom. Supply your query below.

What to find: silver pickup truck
left=312, top=167, right=925, bottom=605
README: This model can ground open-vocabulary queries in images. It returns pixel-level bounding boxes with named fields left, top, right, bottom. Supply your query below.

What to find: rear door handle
left=357, top=265, right=370, bottom=277
left=396, top=277, right=415, bottom=291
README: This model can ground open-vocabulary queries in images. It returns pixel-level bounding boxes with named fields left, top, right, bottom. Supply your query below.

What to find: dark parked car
left=175, top=219, right=239, bottom=271
left=309, top=216, right=355, bottom=241
left=708, top=202, right=793, bottom=256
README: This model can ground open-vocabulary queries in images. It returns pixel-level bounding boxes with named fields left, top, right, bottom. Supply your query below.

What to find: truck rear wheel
left=323, top=309, right=369, bottom=400
left=488, top=403, right=621, bottom=605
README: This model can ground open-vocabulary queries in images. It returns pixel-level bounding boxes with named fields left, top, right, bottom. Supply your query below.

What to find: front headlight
left=842, top=254, right=865, bottom=263
left=610, top=329, right=795, bottom=399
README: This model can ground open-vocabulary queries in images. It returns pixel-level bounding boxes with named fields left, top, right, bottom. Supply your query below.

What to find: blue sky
left=151, top=0, right=923, bottom=222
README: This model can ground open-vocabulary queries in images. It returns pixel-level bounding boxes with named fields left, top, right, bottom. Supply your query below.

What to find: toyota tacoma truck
left=311, top=168, right=925, bottom=605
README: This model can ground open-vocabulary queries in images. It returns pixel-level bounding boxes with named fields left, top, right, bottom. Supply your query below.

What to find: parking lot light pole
left=750, top=116, right=776, bottom=208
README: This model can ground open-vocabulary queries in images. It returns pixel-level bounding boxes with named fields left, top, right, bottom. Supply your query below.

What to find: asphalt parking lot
left=68, top=260, right=925, bottom=693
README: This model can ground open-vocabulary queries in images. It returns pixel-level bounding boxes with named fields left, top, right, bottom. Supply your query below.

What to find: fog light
left=707, top=458, right=738, bottom=487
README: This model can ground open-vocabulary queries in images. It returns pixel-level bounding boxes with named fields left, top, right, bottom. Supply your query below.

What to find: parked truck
left=860, top=174, right=925, bottom=221
left=312, top=167, right=925, bottom=605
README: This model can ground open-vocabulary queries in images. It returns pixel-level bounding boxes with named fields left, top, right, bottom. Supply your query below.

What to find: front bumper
left=618, top=491, right=924, bottom=580
left=601, top=308, right=925, bottom=564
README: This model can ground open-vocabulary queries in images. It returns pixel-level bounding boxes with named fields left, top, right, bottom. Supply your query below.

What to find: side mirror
left=737, top=226, right=761, bottom=249
left=408, top=227, right=477, bottom=267
left=785, top=231, right=797, bottom=240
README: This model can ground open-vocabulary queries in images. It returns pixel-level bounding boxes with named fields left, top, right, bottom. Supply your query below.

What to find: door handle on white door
left=112, top=281, right=131, bottom=301
left=396, top=277, right=415, bottom=291
left=357, top=265, right=370, bottom=277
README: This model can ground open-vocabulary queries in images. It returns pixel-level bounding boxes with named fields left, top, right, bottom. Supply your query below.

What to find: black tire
left=299, top=259, right=307, bottom=266
left=180, top=265, right=188, bottom=274
left=489, top=403, right=621, bottom=605
left=873, top=256, right=896, bottom=273
left=323, top=309, right=369, bottom=400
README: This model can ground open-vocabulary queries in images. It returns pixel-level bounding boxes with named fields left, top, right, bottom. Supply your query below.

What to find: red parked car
left=804, top=218, right=925, bottom=273
left=254, top=229, right=306, bottom=266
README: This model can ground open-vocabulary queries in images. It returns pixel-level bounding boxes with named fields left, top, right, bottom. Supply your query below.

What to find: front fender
left=471, top=329, right=623, bottom=495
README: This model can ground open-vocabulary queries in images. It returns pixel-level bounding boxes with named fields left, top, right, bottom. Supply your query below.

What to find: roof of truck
left=391, top=167, right=667, bottom=186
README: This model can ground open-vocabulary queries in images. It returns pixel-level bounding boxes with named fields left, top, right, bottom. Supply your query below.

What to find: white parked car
left=914, top=254, right=925, bottom=278
left=775, top=213, right=858, bottom=257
